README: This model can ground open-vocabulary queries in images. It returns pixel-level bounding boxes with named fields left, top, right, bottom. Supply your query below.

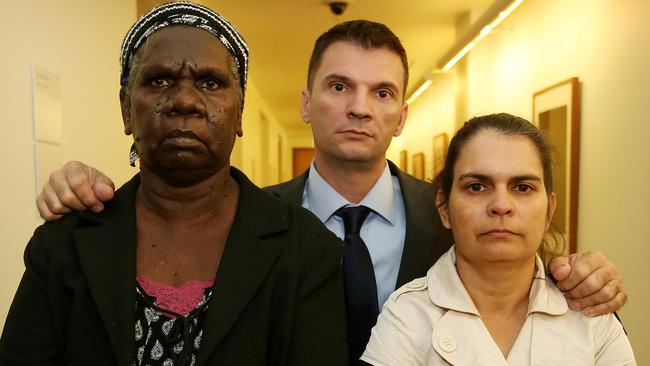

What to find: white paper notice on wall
left=31, top=65, right=63, bottom=204
left=35, top=142, right=64, bottom=192
left=32, top=65, right=63, bottom=144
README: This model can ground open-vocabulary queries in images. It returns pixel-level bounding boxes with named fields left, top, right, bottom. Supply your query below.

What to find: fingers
left=36, top=190, right=63, bottom=221
left=548, top=255, right=572, bottom=282
left=88, top=166, right=115, bottom=191
left=554, top=250, right=627, bottom=316
left=566, top=280, right=627, bottom=310
left=40, top=180, right=76, bottom=216
left=581, top=292, right=628, bottom=316
left=555, top=251, right=607, bottom=291
left=36, top=161, right=110, bottom=220
left=51, top=163, right=99, bottom=211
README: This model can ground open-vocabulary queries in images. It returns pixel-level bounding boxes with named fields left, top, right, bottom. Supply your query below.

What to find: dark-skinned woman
left=0, top=3, right=347, bottom=366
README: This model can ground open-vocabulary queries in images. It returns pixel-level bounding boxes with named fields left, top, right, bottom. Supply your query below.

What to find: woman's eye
left=151, top=78, right=172, bottom=87
left=198, top=79, right=220, bottom=90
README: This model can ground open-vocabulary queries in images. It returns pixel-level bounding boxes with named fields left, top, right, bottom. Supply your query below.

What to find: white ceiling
left=204, top=0, right=497, bottom=132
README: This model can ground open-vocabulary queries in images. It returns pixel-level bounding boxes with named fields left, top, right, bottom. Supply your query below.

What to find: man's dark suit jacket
left=265, top=160, right=453, bottom=291
left=0, top=168, right=348, bottom=366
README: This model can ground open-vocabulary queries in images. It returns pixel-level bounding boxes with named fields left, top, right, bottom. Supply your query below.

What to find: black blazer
left=265, top=160, right=453, bottom=290
left=0, top=169, right=348, bottom=366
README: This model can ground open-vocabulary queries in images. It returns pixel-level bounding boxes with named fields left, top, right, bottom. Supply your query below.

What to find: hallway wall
left=0, top=0, right=138, bottom=326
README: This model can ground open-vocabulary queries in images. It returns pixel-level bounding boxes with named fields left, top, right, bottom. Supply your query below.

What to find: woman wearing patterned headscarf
left=0, top=3, right=347, bottom=365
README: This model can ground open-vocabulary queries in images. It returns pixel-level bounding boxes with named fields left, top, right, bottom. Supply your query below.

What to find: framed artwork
left=399, top=150, right=408, bottom=172
left=412, top=152, right=425, bottom=180
left=432, top=133, right=448, bottom=178
left=532, top=77, right=581, bottom=254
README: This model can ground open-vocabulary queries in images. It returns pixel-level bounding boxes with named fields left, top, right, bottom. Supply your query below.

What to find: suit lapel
left=198, top=168, right=288, bottom=365
left=265, top=170, right=308, bottom=205
left=390, top=162, right=438, bottom=288
left=74, top=176, right=139, bottom=366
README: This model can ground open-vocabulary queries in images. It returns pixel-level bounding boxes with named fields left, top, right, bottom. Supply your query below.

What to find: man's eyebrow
left=458, top=172, right=490, bottom=181
left=323, top=73, right=353, bottom=84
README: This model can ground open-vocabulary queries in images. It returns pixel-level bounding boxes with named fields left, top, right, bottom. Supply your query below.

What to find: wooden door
left=292, top=148, right=314, bottom=178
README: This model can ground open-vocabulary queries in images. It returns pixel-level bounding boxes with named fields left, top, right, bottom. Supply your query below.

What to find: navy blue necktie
left=335, top=205, right=379, bottom=364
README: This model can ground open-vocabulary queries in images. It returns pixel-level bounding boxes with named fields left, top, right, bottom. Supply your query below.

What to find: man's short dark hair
left=307, top=20, right=409, bottom=94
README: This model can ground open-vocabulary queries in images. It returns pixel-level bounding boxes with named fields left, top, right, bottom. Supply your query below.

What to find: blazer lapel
left=265, top=169, right=308, bottom=205
left=198, top=168, right=288, bottom=365
left=74, top=176, right=139, bottom=366
left=390, top=161, right=451, bottom=289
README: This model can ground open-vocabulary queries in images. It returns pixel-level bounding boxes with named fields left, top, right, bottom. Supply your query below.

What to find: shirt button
left=438, top=336, right=456, bottom=352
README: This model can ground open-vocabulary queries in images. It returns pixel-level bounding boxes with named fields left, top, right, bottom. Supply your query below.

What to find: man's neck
left=313, top=155, right=386, bottom=204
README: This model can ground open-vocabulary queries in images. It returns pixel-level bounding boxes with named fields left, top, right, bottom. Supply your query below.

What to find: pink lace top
left=136, top=276, right=214, bottom=317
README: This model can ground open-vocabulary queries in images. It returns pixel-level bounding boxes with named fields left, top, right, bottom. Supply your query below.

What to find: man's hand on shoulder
left=549, top=251, right=627, bottom=316
left=36, top=161, right=115, bottom=221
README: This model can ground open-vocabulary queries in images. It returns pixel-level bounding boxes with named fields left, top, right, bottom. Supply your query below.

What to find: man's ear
left=394, top=102, right=408, bottom=137
left=120, top=86, right=132, bottom=135
left=300, top=89, right=311, bottom=124
left=436, top=189, right=451, bottom=230
left=545, top=192, right=557, bottom=231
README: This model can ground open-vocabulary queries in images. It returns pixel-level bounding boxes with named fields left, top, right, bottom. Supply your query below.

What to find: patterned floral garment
left=134, top=279, right=214, bottom=366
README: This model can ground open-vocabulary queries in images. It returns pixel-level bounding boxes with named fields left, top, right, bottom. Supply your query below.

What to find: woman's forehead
left=455, top=130, right=543, bottom=176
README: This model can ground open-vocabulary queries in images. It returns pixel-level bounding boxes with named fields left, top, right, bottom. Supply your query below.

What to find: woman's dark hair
left=437, top=113, right=565, bottom=265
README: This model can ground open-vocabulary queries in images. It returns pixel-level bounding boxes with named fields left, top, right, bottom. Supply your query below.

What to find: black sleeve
left=287, top=214, right=348, bottom=366
left=0, top=226, right=62, bottom=365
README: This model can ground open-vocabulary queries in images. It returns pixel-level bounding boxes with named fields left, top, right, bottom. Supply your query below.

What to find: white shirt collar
left=304, top=160, right=398, bottom=225
left=427, top=247, right=568, bottom=316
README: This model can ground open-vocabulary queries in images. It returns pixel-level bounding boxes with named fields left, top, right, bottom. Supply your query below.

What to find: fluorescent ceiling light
left=406, top=0, right=525, bottom=105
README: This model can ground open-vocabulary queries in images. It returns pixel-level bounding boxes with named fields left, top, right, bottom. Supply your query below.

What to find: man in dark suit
left=35, top=19, right=627, bottom=365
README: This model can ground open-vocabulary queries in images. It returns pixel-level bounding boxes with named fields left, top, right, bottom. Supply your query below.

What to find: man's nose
left=163, top=80, right=207, bottom=117
left=347, top=90, right=371, bottom=121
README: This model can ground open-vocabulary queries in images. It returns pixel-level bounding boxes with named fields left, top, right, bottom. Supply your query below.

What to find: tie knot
left=335, top=205, right=372, bottom=236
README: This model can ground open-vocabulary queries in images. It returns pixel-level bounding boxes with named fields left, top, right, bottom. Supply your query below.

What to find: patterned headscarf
left=119, top=1, right=249, bottom=94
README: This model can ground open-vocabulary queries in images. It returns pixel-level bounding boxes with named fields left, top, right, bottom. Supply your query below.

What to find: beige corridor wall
left=234, top=82, right=293, bottom=186
left=396, top=0, right=650, bottom=362
left=0, top=0, right=137, bottom=327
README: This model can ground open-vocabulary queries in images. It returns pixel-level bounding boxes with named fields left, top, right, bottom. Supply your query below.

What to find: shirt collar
left=427, top=247, right=568, bottom=316
left=527, top=254, right=568, bottom=316
left=304, top=160, right=398, bottom=225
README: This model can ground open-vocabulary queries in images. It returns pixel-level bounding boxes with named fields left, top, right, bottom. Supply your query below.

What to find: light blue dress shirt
left=302, top=160, right=406, bottom=308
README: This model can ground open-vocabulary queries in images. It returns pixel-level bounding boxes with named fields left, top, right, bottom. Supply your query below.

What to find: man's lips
left=337, top=129, right=372, bottom=137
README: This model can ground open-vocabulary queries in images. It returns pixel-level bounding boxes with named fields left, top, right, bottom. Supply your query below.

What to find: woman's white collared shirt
left=361, top=247, right=635, bottom=365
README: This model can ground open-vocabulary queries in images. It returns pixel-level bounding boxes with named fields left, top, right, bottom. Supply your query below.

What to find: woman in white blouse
left=361, top=113, right=635, bottom=365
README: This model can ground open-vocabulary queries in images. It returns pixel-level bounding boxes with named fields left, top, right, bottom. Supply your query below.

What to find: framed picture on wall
left=432, top=133, right=448, bottom=178
left=399, top=150, right=408, bottom=171
left=412, top=153, right=425, bottom=180
left=532, top=77, right=581, bottom=254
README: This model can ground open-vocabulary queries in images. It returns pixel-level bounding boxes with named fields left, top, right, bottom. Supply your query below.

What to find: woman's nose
left=163, top=81, right=207, bottom=117
left=488, top=190, right=514, bottom=216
